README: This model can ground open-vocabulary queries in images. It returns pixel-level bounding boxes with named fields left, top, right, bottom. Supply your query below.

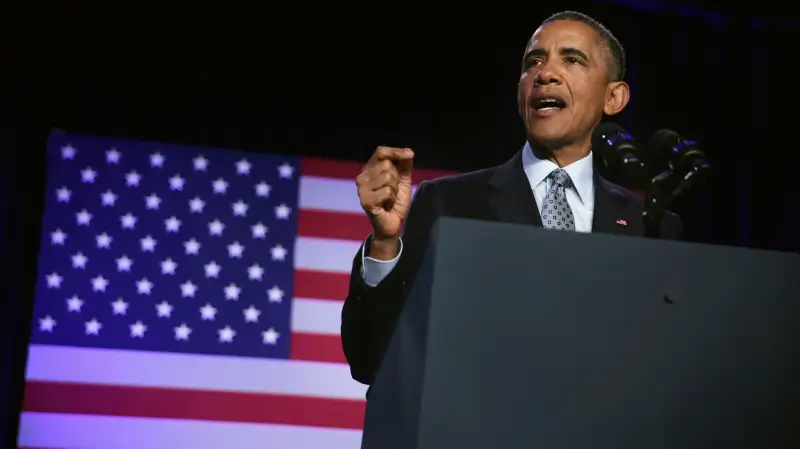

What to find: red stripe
left=298, top=209, right=372, bottom=242
left=23, top=381, right=365, bottom=430
left=302, top=156, right=458, bottom=183
left=294, top=269, right=349, bottom=301
left=290, top=332, right=346, bottom=364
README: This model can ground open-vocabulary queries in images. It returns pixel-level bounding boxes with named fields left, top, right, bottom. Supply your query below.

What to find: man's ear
left=604, top=81, right=630, bottom=116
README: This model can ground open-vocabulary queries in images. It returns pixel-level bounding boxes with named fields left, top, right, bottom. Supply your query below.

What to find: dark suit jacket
left=340, top=150, right=682, bottom=386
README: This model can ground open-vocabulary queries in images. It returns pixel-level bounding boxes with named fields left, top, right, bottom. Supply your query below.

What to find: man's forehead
left=525, top=20, right=600, bottom=53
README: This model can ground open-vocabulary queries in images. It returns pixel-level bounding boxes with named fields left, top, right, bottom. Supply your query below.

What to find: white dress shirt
left=361, top=142, right=596, bottom=287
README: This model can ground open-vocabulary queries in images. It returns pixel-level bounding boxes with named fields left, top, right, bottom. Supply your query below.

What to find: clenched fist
left=357, top=146, right=414, bottom=256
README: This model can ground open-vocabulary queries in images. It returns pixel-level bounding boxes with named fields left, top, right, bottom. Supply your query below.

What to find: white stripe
left=18, top=412, right=362, bottom=449
left=299, top=175, right=418, bottom=213
left=295, top=236, right=361, bottom=274
left=26, top=345, right=367, bottom=400
left=299, top=176, right=363, bottom=214
left=292, top=298, right=344, bottom=335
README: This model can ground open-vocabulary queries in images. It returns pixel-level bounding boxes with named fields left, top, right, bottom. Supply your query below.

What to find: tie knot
left=549, top=168, right=572, bottom=188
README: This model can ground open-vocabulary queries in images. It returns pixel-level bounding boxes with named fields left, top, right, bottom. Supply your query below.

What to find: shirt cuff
left=360, top=235, right=403, bottom=287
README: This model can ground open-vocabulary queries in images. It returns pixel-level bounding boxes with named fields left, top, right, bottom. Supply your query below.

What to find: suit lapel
left=592, top=172, right=633, bottom=235
left=487, top=151, right=543, bottom=227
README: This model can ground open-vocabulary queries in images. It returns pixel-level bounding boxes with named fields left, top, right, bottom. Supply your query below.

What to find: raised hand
left=356, top=146, right=414, bottom=244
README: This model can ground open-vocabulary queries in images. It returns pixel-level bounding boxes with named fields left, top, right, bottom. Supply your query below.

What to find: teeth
left=535, top=98, right=563, bottom=110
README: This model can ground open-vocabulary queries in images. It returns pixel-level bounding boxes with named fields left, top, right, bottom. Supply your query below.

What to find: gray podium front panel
left=363, top=217, right=800, bottom=449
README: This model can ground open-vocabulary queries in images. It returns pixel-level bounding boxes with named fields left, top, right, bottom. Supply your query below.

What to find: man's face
left=517, top=20, right=626, bottom=149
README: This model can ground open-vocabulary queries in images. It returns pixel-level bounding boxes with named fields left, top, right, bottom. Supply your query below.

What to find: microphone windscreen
left=646, top=129, right=680, bottom=154
left=592, top=121, right=628, bottom=150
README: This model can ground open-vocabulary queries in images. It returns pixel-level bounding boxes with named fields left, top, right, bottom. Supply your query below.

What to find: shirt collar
left=521, top=141, right=595, bottom=208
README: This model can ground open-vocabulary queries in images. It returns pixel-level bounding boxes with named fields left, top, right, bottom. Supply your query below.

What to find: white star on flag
left=267, top=285, right=284, bottom=303
left=125, top=171, right=141, bottom=186
left=243, top=306, right=261, bottom=323
left=262, top=327, right=280, bottom=345
left=212, top=178, right=228, bottom=194
left=150, top=153, right=165, bottom=167
left=156, top=301, right=173, bottom=318
left=116, top=255, right=133, bottom=272
left=136, top=278, right=153, bottom=295
left=161, top=258, right=177, bottom=275
left=71, top=252, right=88, bottom=269
left=111, top=298, right=129, bottom=315
left=204, top=261, right=221, bottom=278
left=46, top=273, right=63, bottom=288
left=193, top=156, right=208, bottom=171
left=278, top=163, right=294, bottom=179
left=175, top=323, right=192, bottom=340
left=81, top=167, right=97, bottom=183
left=189, top=197, right=205, bottom=213
left=51, top=229, right=67, bottom=245
left=96, top=233, right=112, bottom=248
left=121, top=213, right=137, bottom=229
left=200, top=303, right=217, bottom=320
left=236, top=159, right=252, bottom=175
left=61, top=145, right=76, bottom=159
left=67, top=295, right=83, bottom=312
left=251, top=223, right=268, bottom=238
left=255, top=182, right=271, bottom=197
left=145, top=194, right=162, bottom=209
left=184, top=238, right=201, bottom=255
left=208, top=220, right=225, bottom=236
left=275, top=204, right=291, bottom=220
left=56, top=187, right=71, bottom=202
left=129, top=321, right=147, bottom=338
left=169, top=175, right=185, bottom=191
left=106, top=148, right=121, bottom=163
left=165, top=216, right=181, bottom=232
left=101, top=190, right=117, bottom=206
left=85, top=318, right=102, bottom=335
left=39, top=315, right=56, bottom=331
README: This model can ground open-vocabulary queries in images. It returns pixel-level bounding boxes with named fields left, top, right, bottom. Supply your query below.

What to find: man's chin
left=526, top=130, right=570, bottom=150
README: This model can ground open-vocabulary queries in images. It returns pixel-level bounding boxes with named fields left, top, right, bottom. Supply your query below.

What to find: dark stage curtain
left=2, top=4, right=798, bottom=446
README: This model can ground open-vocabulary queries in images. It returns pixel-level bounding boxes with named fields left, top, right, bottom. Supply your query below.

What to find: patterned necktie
left=540, top=168, right=576, bottom=231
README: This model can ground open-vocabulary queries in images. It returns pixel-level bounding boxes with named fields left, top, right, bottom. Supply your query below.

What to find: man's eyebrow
left=560, top=47, right=590, bottom=61
left=524, top=47, right=591, bottom=61
left=524, top=48, right=548, bottom=60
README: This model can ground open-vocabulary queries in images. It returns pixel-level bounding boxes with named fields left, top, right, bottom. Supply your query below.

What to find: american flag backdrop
left=18, top=131, right=455, bottom=449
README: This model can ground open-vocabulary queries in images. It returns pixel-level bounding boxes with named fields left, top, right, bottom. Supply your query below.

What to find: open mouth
left=532, top=96, right=567, bottom=111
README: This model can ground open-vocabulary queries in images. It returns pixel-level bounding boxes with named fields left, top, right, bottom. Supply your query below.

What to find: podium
left=360, top=217, right=800, bottom=449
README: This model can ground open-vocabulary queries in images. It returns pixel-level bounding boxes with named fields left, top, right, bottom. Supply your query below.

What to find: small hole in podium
left=663, top=295, right=674, bottom=304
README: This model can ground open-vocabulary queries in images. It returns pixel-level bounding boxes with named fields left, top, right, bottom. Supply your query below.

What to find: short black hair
left=540, top=11, right=626, bottom=81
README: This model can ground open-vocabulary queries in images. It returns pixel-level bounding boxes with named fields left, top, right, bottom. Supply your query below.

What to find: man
left=341, top=11, right=683, bottom=386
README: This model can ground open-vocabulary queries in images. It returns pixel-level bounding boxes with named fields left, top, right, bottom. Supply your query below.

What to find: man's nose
left=534, top=66, right=562, bottom=85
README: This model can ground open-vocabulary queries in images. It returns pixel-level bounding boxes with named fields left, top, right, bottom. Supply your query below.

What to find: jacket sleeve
left=340, top=181, right=440, bottom=385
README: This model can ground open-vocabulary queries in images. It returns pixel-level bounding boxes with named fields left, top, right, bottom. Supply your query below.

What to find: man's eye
left=565, top=57, right=582, bottom=64
left=526, top=58, right=543, bottom=67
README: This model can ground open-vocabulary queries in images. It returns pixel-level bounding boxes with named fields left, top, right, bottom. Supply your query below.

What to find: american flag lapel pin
left=616, top=219, right=628, bottom=226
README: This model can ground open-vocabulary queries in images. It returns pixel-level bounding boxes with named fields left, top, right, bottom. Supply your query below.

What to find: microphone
left=647, top=129, right=710, bottom=197
left=591, top=121, right=647, bottom=185
left=648, top=129, right=710, bottom=174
